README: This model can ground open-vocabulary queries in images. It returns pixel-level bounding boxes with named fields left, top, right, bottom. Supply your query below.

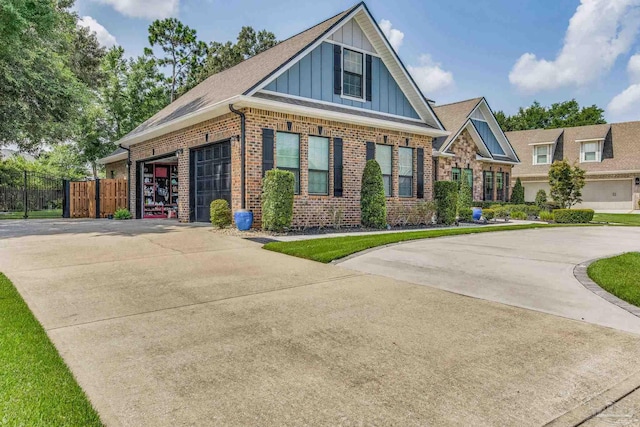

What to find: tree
left=457, top=176, right=472, bottom=213
left=511, top=178, right=525, bottom=204
left=548, top=160, right=586, bottom=208
left=495, top=99, right=606, bottom=132
left=76, top=103, right=115, bottom=178
left=360, top=160, right=387, bottom=228
left=198, top=26, right=277, bottom=82
left=147, top=18, right=207, bottom=102
left=70, top=25, right=106, bottom=89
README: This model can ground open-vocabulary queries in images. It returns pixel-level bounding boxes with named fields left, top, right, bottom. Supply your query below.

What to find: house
left=431, top=98, right=520, bottom=202
left=507, top=122, right=640, bottom=211
left=98, top=147, right=128, bottom=179
left=101, top=2, right=455, bottom=224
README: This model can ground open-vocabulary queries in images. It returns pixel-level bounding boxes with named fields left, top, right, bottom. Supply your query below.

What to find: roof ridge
left=433, top=97, right=483, bottom=108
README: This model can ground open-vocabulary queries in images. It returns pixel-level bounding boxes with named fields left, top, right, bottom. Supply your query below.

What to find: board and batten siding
left=263, top=42, right=420, bottom=120
left=329, top=18, right=376, bottom=53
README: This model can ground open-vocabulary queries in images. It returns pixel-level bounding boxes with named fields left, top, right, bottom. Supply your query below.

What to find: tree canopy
left=495, top=100, right=606, bottom=132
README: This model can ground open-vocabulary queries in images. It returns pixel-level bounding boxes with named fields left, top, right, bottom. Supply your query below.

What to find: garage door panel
left=193, top=141, right=232, bottom=222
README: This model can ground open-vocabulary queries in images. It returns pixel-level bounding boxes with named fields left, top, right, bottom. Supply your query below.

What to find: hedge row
left=552, top=209, right=594, bottom=223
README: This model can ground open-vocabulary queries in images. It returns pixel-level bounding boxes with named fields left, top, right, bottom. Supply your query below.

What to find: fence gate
left=0, top=170, right=65, bottom=219
left=68, top=178, right=127, bottom=218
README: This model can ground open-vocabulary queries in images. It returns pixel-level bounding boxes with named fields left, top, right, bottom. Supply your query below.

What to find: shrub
left=543, top=200, right=562, bottom=212
left=262, top=169, right=295, bottom=231
left=511, top=211, right=527, bottom=220
left=511, top=178, right=525, bottom=204
left=434, top=181, right=458, bottom=225
left=360, top=160, right=387, bottom=228
left=415, top=201, right=437, bottom=225
left=493, top=206, right=509, bottom=221
left=539, top=211, right=554, bottom=222
left=535, top=189, right=547, bottom=209
left=524, top=205, right=541, bottom=218
left=458, top=208, right=473, bottom=222
left=552, top=209, right=594, bottom=224
left=457, top=177, right=473, bottom=213
left=328, top=206, right=344, bottom=229
left=210, top=199, right=232, bottom=228
left=114, top=208, right=132, bottom=220
left=483, top=209, right=495, bottom=221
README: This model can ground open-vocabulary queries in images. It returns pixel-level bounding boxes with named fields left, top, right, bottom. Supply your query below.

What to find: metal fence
left=0, top=170, right=65, bottom=219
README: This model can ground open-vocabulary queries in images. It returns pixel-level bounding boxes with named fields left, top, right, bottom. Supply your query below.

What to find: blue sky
left=75, top=0, right=640, bottom=122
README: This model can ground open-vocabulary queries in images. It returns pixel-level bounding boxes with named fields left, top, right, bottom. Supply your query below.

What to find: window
left=504, top=173, right=510, bottom=202
left=496, top=172, right=504, bottom=202
left=308, top=136, right=329, bottom=195
left=451, top=167, right=461, bottom=185
left=376, top=144, right=392, bottom=196
left=484, top=171, right=494, bottom=201
left=463, top=168, right=473, bottom=194
left=581, top=140, right=601, bottom=162
left=343, top=49, right=363, bottom=99
left=533, top=144, right=551, bottom=165
left=399, top=147, right=413, bottom=197
left=276, top=132, right=300, bottom=194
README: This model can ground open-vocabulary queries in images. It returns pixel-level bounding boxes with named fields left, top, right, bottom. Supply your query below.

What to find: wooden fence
left=68, top=178, right=127, bottom=218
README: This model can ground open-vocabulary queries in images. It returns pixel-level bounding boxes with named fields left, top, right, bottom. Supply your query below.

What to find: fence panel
left=69, top=179, right=127, bottom=218
left=0, top=170, right=64, bottom=218
left=98, top=178, right=127, bottom=218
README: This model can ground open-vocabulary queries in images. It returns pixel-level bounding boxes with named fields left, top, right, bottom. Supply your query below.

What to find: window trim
left=376, top=143, right=393, bottom=197
left=308, top=135, right=330, bottom=196
left=483, top=171, right=494, bottom=201
left=398, top=146, right=414, bottom=198
left=580, top=140, right=603, bottom=163
left=341, top=48, right=365, bottom=101
left=275, top=131, right=301, bottom=195
left=532, top=144, right=552, bottom=165
left=496, top=172, right=505, bottom=202
left=463, top=168, right=473, bottom=195
left=451, top=167, right=462, bottom=185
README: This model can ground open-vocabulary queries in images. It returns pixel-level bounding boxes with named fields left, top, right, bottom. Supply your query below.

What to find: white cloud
left=607, top=53, right=640, bottom=120
left=509, top=0, right=640, bottom=93
left=93, top=0, right=179, bottom=19
left=78, top=16, right=117, bottom=47
left=379, top=19, right=404, bottom=52
left=407, top=54, right=454, bottom=94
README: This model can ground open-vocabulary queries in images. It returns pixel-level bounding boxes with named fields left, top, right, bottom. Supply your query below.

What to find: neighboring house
left=0, top=149, right=35, bottom=162
left=431, top=98, right=520, bottom=202
left=98, top=148, right=128, bottom=179
left=100, top=2, right=451, bottom=224
left=508, top=122, right=640, bottom=210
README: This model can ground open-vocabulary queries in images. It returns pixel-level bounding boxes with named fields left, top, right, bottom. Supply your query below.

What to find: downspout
left=119, top=144, right=132, bottom=211
left=228, top=104, right=246, bottom=209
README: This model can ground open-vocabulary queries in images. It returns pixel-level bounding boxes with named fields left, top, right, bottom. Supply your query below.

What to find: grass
left=264, top=223, right=572, bottom=263
left=588, top=252, right=640, bottom=307
left=0, top=273, right=102, bottom=426
left=593, top=213, right=640, bottom=226
left=0, top=209, right=63, bottom=220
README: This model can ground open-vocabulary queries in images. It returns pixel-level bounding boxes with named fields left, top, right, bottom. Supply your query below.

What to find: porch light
left=175, top=148, right=184, bottom=157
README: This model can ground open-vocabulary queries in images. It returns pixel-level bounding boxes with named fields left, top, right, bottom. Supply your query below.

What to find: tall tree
left=76, top=102, right=114, bottom=178
left=495, top=99, right=606, bottom=132
left=124, top=55, right=168, bottom=133
left=548, top=160, right=586, bottom=208
left=147, top=18, right=207, bottom=102
left=198, top=26, right=277, bottom=83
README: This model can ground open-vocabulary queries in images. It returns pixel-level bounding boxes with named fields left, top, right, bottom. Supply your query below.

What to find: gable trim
left=324, top=39, right=380, bottom=58
left=468, top=120, right=494, bottom=159
left=439, top=98, right=483, bottom=153
left=471, top=97, right=521, bottom=163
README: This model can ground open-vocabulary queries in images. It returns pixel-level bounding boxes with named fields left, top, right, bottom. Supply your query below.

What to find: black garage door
left=192, top=141, right=231, bottom=222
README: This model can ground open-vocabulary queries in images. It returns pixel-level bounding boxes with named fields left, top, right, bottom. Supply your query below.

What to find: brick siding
left=105, top=160, right=128, bottom=179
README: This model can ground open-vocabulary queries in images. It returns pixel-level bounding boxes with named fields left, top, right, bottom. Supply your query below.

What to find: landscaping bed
left=0, top=273, right=102, bottom=426
left=588, top=252, right=640, bottom=307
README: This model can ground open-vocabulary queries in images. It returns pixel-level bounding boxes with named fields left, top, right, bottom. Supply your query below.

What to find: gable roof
left=563, top=123, right=611, bottom=142
left=97, top=147, right=127, bottom=165
left=505, top=128, right=564, bottom=147
left=118, top=2, right=446, bottom=147
left=432, top=98, right=483, bottom=147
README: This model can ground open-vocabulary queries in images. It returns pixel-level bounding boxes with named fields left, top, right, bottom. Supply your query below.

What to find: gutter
left=119, top=144, right=131, bottom=210
left=228, top=104, right=246, bottom=209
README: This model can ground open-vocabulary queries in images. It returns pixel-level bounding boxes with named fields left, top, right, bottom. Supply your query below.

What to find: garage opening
left=190, top=140, right=231, bottom=222
left=140, top=156, right=179, bottom=219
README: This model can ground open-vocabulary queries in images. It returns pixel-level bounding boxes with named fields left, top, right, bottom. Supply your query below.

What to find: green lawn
left=0, top=273, right=102, bottom=426
left=264, top=223, right=569, bottom=263
left=588, top=252, right=640, bottom=307
left=593, top=213, right=640, bottom=226
left=0, top=209, right=63, bottom=220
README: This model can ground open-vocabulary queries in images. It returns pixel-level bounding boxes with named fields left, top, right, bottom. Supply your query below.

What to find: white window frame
left=579, top=139, right=603, bottom=163
left=532, top=144, right=552, bottom=165
left=341, top=47, right=365, bottom=102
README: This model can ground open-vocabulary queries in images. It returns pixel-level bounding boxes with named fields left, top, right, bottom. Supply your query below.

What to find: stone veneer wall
left=436, top=129, right=513, bottom=202
left=128, top=107, right=434, bottom=226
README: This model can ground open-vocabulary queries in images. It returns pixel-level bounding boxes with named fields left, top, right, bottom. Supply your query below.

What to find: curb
left=573, top=256, right=640, bottom=318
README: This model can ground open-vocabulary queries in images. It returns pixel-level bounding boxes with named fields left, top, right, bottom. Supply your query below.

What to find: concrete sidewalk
left=2, top=220, right=640, bottom=426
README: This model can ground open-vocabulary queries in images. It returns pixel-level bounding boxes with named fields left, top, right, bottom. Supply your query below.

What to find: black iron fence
left=0, top=170, right=65, bottom=219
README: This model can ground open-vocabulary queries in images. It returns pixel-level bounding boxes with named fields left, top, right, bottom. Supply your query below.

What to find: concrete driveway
left=2, top=220, right=640, bottom=426
left=339, top=226, right=640, bottom=335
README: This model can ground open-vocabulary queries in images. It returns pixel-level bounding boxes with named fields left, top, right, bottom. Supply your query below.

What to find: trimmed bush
left=511, top=178, right=525, bottom=204
left=360, top=160, right=387, bottom=228
left=493, top=206, right=509, bottom=221
left=262, top=169, right=295, bottom=231
left=524, top=205, right=541, bottom=218
left=483, top=209, right=495, bottom=221
left=210, top=199, right=232, bottom=228
left=415, top=200, right=437, bottom=225
left=114, top=208, right=132, bottom=220
left=458, top=208, right=473, bottom=222
left=553, top=209, right=594, bottom=224
left=539, top=211, right=554, bottom=222
left=434, top=181, right=458, bottom=225
left=457, top=177, right=473, bottom=213
left=511, top=211, right=527, bottom=220
left=535, top=189, right=547, bottom=209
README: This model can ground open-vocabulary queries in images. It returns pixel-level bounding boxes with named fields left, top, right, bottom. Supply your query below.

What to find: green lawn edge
left=264, top=223, right=587, bottom=263
left=0, top=273, right=103, bottom=426
left=592, top=213, right=640, bottom=226
left=588, top=252, right=640, bottom=307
